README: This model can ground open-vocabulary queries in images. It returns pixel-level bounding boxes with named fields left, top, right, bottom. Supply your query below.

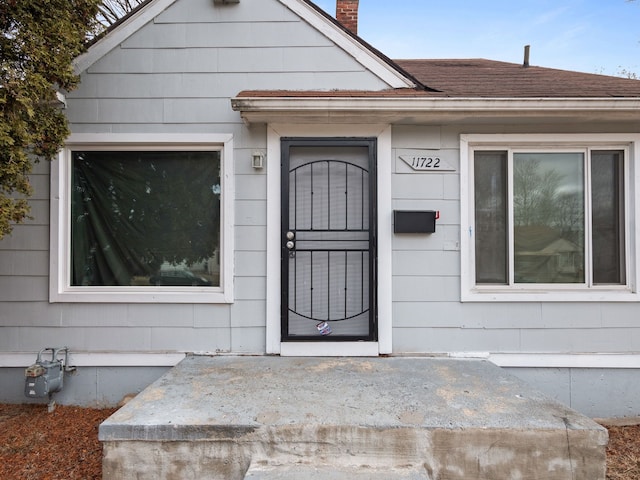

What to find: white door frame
left=266, top=124, right=393, bottom=356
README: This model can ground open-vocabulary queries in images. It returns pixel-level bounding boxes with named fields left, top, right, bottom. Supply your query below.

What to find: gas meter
left=25, top=347, right=72, bottom=399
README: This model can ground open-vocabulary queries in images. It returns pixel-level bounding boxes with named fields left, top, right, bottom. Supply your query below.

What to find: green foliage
left=0, top=0, right=100, bottom=239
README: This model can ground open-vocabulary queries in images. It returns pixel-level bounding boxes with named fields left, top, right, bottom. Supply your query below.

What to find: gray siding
left=390, top=123, right=640, bottom=356
left=0, top=159, right=51, bottom=313
left=0, top=0, right=389, bottom=360
left=0, top=0, right=638, bottom=415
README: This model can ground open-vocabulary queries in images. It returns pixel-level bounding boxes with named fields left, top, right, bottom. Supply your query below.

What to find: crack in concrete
left=561, top=416, right=576, bottom=480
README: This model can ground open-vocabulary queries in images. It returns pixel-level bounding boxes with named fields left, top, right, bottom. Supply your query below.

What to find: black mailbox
left=394, top=210, right=437, bottom=234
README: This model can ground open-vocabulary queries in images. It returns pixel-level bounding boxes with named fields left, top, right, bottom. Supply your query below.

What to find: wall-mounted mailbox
left=394, top=210, right=437, bottom=234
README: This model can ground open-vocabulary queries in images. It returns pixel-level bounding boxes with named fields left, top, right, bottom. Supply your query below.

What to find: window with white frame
left=461, top=134, right=638, bottom=301
left=51, top=134, right=234, bottom=303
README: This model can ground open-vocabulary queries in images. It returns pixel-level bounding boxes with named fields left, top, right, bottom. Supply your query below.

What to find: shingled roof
left=237, top=59, right=640, bottom=99
left=395, top=59, right=640, bottom=98
left=85, top=0, right=640, bottom=100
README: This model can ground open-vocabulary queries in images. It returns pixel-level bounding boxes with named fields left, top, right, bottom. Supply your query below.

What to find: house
left=1, top=0, right=640, bottom=419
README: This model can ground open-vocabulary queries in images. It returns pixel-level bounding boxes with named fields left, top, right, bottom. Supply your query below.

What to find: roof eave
left=231, top=96, right=640, bottom=124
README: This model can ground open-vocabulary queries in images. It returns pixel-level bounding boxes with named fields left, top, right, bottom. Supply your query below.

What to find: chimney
left=523, top=45, right=530, bottom=68
left=336, top=0, right=359, bottom=35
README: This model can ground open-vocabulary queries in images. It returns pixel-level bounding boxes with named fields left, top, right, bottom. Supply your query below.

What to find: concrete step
left=244, top=463, right=430, bottom=479
left=100, top=356, right=608, bottom=480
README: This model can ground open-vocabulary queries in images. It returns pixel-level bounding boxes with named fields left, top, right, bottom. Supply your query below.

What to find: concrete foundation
left=0, top=366, right=169, bottom=407
left=100, top=356, right=608, bottom=480
left=244, top=463, right=430, bottom=479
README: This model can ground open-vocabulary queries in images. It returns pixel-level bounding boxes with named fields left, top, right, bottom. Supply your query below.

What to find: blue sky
left=312, top=0, right=639, bottom=76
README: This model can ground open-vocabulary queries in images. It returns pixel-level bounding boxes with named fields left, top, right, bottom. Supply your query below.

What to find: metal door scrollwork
left=281, top=139, right=377, bottom=342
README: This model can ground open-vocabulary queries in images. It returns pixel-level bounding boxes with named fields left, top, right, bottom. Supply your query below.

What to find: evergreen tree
left=0, top=0, right=100, bottom=239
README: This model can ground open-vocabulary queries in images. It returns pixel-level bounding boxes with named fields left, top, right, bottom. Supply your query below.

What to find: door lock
left=286, top=231, right=295, bottom=250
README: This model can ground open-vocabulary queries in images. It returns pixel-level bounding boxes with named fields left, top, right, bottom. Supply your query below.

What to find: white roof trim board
left=74, top=0, right=178, bottom=75
left=73, top=0, right=416, bottom=89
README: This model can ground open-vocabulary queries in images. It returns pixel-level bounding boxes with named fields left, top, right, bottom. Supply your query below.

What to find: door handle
left=285, top=232, right=295, bottom=250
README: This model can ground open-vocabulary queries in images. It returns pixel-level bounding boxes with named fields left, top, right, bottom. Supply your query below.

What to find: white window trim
left=460, top=133, right=640, bottom=302
left=50, top=133, right=234, bottom=304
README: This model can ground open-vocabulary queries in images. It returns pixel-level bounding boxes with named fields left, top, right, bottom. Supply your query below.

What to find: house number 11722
left=411, top=157, right=441, bottom=169
left=398, top=153, right=456, bottom=172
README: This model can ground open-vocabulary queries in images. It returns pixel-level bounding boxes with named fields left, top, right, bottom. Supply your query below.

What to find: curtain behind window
left=71, top=151, right=220, bottom=287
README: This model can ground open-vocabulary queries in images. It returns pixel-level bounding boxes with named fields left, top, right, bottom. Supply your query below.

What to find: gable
left=74, top=0, right=415, bottom=90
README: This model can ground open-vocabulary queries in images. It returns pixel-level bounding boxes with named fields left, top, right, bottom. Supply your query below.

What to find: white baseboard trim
left=487, top=353, right=640, bottom=369
left=280, top=342, right=379, bottom=357
left=1, top=351, right=639, bottom=369
left=402, top=352, right=640, bottom=369
left=0, top=352, right=186, bottom=368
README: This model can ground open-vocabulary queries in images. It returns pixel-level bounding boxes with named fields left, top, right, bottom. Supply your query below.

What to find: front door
left=281, top=138, right=377, bottom=342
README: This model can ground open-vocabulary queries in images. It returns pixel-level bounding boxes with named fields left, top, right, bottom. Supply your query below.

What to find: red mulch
left=0, top=403, right=638, bottom=479
left=0, top=404, right=116, bottom=480
left=607, top=424, right=640, bottom=479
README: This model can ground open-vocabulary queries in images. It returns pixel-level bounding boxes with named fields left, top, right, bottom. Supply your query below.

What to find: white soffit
left=74, top=0, right=178, bottom=75
left=277, top=0, right=415, bottom=89
left=232, top=96, right=640, bottom=123
left=232, top=97, right=640, bottom=112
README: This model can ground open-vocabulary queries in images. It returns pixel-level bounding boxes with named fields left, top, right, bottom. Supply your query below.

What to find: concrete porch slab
left=100, top=356, right=607, bottom=480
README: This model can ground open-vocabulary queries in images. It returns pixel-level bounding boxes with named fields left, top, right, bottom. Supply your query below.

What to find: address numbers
left=410, top=156, right=441, bottom=169
left=399, top=153, right=455, bottom=172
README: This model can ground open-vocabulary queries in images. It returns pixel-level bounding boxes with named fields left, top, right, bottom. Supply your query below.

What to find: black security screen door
left=281, top=138, right=377, bottom=342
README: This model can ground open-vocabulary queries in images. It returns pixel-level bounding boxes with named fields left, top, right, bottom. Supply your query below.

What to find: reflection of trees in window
left=473, top=148, right=626, bottom=287
left=513, top=153, right=584, bottom=284
left=513, top=157, right=563, bottom=227
left=513, top=155, right=585, bottom=239
left=71, top=151, right=221, bottom=287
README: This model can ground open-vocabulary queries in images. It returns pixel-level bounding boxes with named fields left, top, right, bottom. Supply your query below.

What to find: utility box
left=25, top=348, right=69, bottom=398
left=393, top=210, right=437, bottom=234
